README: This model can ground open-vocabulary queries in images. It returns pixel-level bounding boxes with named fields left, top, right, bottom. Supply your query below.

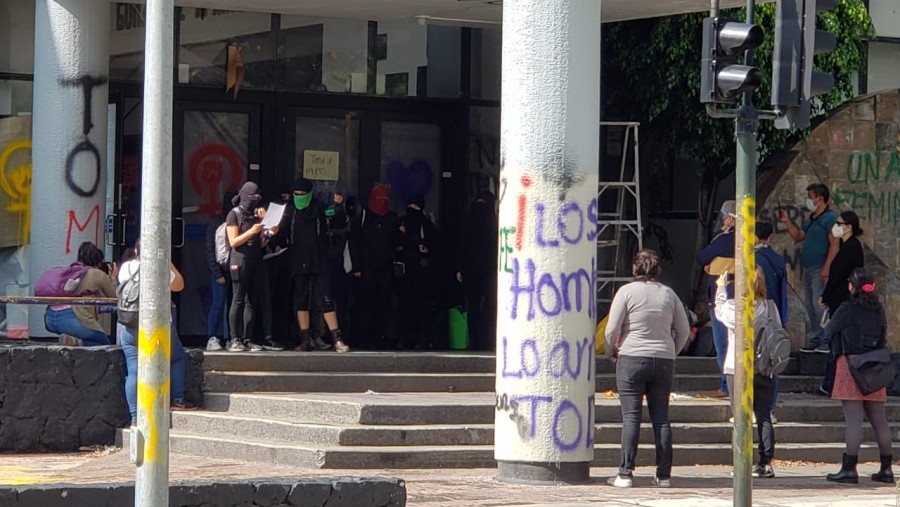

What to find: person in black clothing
left=265, top=185, right=296, bottom=346
left=824, top=268, right=893, bottom=484
left=397, top=195, right=439, bottom=349
left=456, top=191, right=498, bottom=351
left=325, top=191, right=353, bottom=345
left=204, top=191, right=237, bottom=351
left=288, top=178, right=350, bottom=353
left=226, top=181, right=283, bottom=352
left=348, top=183, right=400, bottom=349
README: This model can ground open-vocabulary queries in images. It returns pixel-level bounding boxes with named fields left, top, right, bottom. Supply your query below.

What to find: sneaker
left=771, top=412, right=778, bottom=424
left=206, top=337, right=223, bottom=351
left=607, top=475, right=633, bottom=488
left=752, top=464, right=775, bottom=478
left=58, top=334, right=83, bottom=347
left=311, top=336, right=331, bottom=350
left=226, top=339, right=246, bottom=352
left=171, top=399, right=199, bottom=411
left=294, top=340, right=312, bottom=352
left=813, top=344, right=830, bottom=354
left=653, top=475, right=671, bottom=488
left=261, top=339, right=284, bottom=351
left=335, top=340, right=350, bottom=353
left=245, top=341, right=264, bottom=352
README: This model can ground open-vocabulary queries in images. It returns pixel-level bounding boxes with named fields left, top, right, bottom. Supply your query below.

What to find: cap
left=720, top=200, right=736, bottom=217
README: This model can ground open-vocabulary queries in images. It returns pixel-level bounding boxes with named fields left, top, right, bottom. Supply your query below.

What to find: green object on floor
left=448, top=307, right=469, bottom=350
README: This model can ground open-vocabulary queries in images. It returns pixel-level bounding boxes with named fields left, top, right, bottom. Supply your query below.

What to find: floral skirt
left=831, top=355, right=887, bottom=402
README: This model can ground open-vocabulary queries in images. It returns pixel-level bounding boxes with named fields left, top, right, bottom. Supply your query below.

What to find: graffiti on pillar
left=65, top=205, right=101, bottom=255
left=188, top=143, right=244, bottom=216
left=495, top=171, right=598, bottom=454
left=59, top=75, right=107, bottom=199
left=0, top=139, right=32, bottom=246
left=832, top=150, right=900, bottom=224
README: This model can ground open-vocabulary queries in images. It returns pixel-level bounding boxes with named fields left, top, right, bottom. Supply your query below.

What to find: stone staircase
left=117, top=352, right=900, bottom=469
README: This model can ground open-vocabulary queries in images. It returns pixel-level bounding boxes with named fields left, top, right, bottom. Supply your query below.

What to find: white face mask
left=805, top=198, right=817, bottom=212
left=832, top=224, right=844, bottom=239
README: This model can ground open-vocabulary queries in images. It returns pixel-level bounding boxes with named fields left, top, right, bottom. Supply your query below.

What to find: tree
left=601, top=0, right=873, bottom=310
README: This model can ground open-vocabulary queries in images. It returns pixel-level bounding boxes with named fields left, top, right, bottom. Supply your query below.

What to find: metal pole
left=135, top=0, right=174, bottom=506
left=733, top=0, right=758, bottom=506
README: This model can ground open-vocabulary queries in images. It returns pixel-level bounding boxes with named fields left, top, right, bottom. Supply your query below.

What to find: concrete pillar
left=494, top=0, right=601, bottom=483
left=30, top=0, right=109, bottom=334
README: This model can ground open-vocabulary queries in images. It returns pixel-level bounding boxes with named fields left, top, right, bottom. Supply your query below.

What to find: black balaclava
left=234, top=181, right=261, bottom=213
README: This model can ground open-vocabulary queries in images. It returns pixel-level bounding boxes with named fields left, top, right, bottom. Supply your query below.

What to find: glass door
left=285, top=108, right=361, bottom=202
left=174, top=102, right=261, bottom=339
left=379, top=120, right=443, bottom=222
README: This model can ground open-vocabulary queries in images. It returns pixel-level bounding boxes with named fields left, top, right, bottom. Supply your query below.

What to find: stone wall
left=761, top=89, right=900, bottom=349
left=0, top=344, right=203, bottom=452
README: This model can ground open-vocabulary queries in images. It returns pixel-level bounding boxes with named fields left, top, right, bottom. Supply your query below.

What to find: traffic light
left=700, top=17, right=765, bottom=104
left=772, top=0, right=837, bottom=129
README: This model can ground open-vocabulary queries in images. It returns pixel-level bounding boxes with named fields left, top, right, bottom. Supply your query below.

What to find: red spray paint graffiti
left=515, top=176, right=532, bottom=251
left=65, top=204, right=101, bottom=254
left=188, top=143, right=243, bottom=216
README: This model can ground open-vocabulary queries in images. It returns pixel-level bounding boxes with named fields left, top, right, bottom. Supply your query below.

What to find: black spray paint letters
left=59, top=75, right=108, bottom=198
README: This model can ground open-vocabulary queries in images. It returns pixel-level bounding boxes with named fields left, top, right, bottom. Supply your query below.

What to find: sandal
left=334, top=340, right=350, bottom=353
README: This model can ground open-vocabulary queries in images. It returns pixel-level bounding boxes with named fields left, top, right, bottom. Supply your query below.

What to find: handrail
left=0, top=296, right=117, bottom=306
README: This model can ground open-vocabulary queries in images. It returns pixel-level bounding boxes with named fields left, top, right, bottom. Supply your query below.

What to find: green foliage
left=603, top=0, right=873, bottom=179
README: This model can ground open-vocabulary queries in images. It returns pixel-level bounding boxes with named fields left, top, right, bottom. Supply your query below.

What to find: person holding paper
left=288, top=178, right=350, bottom=352
left=225, top=181, right=284, bottom=352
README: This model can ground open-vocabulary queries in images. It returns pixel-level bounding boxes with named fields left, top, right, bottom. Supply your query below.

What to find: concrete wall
left=762, top=90, right=900, bottom=349
left=0, top=345, right=203, bottom=452
left=868, top=42, right=900, bottom=95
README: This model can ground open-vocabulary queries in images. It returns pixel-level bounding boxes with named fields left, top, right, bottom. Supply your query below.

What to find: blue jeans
left=207, top=273, right=230, bottom=340
left=44, top=308, right=110, bottom=346
left=118, top=321, right=186, bottom=421
left=708, top=303, right=729, bottom=394
left=802, top=266, right=826, bottom=347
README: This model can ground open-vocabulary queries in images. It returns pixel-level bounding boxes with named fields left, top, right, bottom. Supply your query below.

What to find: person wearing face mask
left=696, top=200, right=737, bottom=398
left=226, top=181, right=283, bottom=352
left=821, top=211, right=864, bottom=320
left=348, top=183, right=401, bottom=349
left=287, top=178, right=350, bottom=353
left=778, top=183, right=839, bottom=352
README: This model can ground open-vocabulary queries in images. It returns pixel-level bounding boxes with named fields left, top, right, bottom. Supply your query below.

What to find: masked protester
left=225, top=181, right=283, bottom=352
left=397, top=195, right=439, bottom=349
left=348, top=183, right=401, bottom=349
left=265, top=184, right=295, bottom=347
left=288, top=178, right=349, bottom=353
left=456, top=191, right=498, bottom=351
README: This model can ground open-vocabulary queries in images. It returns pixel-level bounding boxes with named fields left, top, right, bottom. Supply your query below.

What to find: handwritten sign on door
left=303, top=150, right=340, bottom=181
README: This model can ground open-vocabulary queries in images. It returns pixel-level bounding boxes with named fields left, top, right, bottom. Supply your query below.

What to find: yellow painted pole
left=135, top=0, right=174, bottom=505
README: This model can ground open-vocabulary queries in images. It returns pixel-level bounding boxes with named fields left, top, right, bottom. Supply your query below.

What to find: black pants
left=229, top=253, right=272, bottom=343
left=355, top=267, right=392, bottom=349
left=399, top=264, right=434, bottom=348
left=726, top=374, right=776, bottom=465
left=616, top=355, right=674, bottom=478
left=329, top=254, right=352, bottom=339
left=465, top=270, right=496, bottom=351
left=267, top=252, right=294, bottom=343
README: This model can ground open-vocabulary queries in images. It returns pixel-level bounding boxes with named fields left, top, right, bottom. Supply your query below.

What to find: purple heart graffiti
left=385, top=160, right=433, bottom=206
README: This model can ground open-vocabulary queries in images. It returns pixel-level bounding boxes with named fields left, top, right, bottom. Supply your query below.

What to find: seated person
left=116, top=238, right=197, bottom=426
left=44, top=241, right=117, bottom=346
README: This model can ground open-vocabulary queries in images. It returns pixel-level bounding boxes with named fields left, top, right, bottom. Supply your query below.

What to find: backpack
left=754, top=301, right=791, bottom=378
left=116, top=265, right=140, bottom=328
left=215, top=207, right=241, bottom=264
left=34, top=262, right=90, bottom=296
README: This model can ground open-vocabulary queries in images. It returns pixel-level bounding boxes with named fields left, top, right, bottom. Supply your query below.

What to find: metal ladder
left=596, top=121, right=643, bottom=313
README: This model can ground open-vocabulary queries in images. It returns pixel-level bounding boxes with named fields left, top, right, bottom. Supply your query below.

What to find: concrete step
left=175, top=410, right=900, bottom=447
left=203, top=352, right=748, bottom=375
left=204, top=392, right=900, bottom=426
left=204, top=371, right=823, bottom=394
left=118, top=428, right=900, bottom=469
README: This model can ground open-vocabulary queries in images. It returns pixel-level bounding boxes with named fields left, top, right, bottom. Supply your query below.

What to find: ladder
left=596, top=121, right=643, bottom=313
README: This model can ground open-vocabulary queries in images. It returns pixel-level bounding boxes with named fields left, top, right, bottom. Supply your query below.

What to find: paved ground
left=1, top=451, right=899, bottom=506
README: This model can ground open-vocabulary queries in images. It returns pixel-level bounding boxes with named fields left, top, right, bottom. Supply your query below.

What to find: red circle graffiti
left=188, top=143, right=244, bottom=216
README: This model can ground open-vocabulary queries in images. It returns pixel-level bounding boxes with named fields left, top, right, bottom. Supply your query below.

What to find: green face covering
left=293, top=192, right=313, bottom=210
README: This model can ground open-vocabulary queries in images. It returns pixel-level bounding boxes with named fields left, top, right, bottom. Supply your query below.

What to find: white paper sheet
left=261, top=203, right=285, bottom=230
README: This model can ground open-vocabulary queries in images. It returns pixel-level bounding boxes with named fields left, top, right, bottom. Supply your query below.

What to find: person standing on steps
left=456, top=191, right=498, bottom=351
left=778, top=183, right=839, bottom=352
left=288, top=178, right=349, bottom=353
left=824, top=268, right=893, bottom=485
left=205, top=191, right=236, bottom=351
left=696, top=200, right=736, bottom=398
left=226, top=181, right=283, bottom=352
left=755, top=221, right=787, bottom=421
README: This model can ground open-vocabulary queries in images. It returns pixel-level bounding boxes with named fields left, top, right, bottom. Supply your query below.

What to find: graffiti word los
left=833, top=188, right=900, bottom=224
left=0, top=139, right=32, bottom=244
left=188, top=143, right=244, bottom=216
left=500, top=336, right=595, bottom=382
left=513, top=195, right=599, bottom=252
left=845, top=151, right=900, bottom=184
left=495, top=393, right=595, bottom=452
left=509, top=257, right=596, bottom=321
left=65, top=204, right=101, bottom=255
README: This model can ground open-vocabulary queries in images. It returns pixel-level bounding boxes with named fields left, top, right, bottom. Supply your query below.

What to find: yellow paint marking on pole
left=138, top=325, right=172, bottom=361
left=137, top=324, right=171, bottom=465
left=739, top=197, right=757, bottom=458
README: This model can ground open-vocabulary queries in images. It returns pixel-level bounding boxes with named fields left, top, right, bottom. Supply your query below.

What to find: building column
left=30, top=0, right=110, bottom=334
left=495, top=0, right=601, bottom=483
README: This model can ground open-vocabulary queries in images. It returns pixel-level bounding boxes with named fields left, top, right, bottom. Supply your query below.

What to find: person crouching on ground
left=713, top=266, right=779, bottom=478
left=117, top=239, right=198, bottom=427
left=605, top=249, right=691, bottom=488
left=824, top=268, right=893, bottom=484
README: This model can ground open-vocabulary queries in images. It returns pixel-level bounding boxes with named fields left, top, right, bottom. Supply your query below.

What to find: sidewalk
left=0, top=450, right=897, bottom=506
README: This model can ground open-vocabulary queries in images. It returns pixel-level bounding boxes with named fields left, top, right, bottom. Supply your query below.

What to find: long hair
left=753, top=265, right=767, bottom=301
left=849, top=268, right=879, bottom=310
